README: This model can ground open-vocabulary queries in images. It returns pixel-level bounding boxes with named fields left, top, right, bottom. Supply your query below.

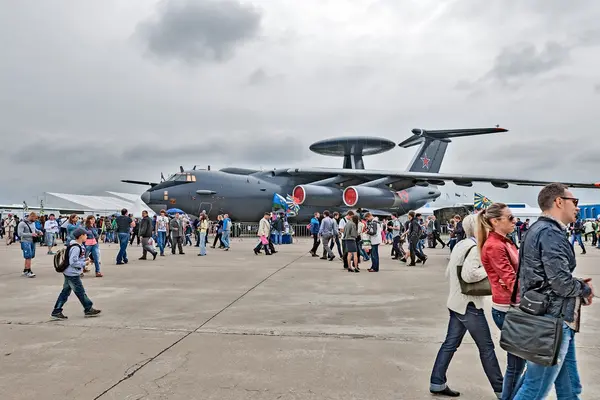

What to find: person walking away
left=569, top=217, right=586, bottom=254
left=329, top=212, right=343, bottom=258
left=343, top=213, right=360, bottom=272
left=212, top=215, right=224, bottom=249
left=407, top=211, right=427, bottom=266
left=390, top=213, right=402, bottom=259
left=83, top=215, right=103, bottom=277
left=139, top=210, right=157, bottom=260
left=365, top=213, right=382, bottom=272
left=432, top=216, right=446, bottom=249
left=357, top=217, right=370, bottom=263
left=155, top=209, right=169, bottom=256
left=115, top=208, right=134, bottom=265
left=308, top=212, right=321, bottom=257
left=429, top=214, right=503, bottom=398
left=129, top=217, right=140, bottom=246
left=254, top=212, right=272, bottom=255
left=184, top=222, right=193, bottom=246
left=18, top=212, right=42, bottom=278
left=515, top=218, right=523, bottom=243
left=318, top=210, right=336, bottom=261
left=512, top=183, right=594, bottom=399
left=197, top=214, right=209, bottom=256
left=169, top=212, right=185, bottom=255
left=478, top=204, right=525, bottom=400
left=592, top=218, right=598, bottom=247
left=426, top=216, right=435, bottom=248
left=44, top=213, right=59, bottom=255
left=221, top=214, right=231, bottom=251
left=51, top=228, right=101, bottom=319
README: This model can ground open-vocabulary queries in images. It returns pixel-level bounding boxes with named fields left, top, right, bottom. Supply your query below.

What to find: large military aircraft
left=123, top=127, right=600, bottom=221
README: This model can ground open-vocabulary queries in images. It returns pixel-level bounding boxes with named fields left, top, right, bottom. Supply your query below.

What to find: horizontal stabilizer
left=399, top=127, right=507, bottom=148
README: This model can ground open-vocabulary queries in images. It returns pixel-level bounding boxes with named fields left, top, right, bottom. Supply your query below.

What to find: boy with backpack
left=51, top=228, right=101, bottom=320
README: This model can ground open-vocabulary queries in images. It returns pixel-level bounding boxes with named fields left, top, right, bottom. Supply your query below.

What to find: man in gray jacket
left=169, top=213, right=185, bottom=255
left=17, top=212, right=42, bottom=278
left=318, top=210, right=336, bottom=261
left=138, top=210, right=157, bottom=261
left=513, top=183, right=595, bottom=399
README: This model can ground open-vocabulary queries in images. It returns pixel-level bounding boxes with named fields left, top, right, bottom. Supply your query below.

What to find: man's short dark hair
left=408, top=210, right=415, bottom=218
left=392, top=212, right=398, bottom=218
left=49, top=213, right=55, bottom=217
left=323, top=210, right=330, bottom=217
left=264, top=212, right=271, bottom=216
left=121, top=208, right=128, bottom=215
left=538, top=183, right=568, bottom=211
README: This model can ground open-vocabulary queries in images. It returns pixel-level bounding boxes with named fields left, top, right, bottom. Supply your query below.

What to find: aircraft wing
left=286, top=168, right=600, bottom=189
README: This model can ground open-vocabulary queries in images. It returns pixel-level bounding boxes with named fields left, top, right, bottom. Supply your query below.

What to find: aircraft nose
left=141, top=191, right=151, bottom=205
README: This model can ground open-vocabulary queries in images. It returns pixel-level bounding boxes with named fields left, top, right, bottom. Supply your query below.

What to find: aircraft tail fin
left=401, top=127, right=507, bottom=173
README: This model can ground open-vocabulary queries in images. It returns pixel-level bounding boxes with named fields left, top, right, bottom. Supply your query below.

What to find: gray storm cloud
left=137, top=0, right=262, bottom=63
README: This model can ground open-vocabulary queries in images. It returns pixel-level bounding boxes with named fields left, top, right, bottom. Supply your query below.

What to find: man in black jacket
left=513, top=183, right=594, bottom=399
left=139, top=211, right=157, bottom=260
left=407, top=210, right=427, bottom=266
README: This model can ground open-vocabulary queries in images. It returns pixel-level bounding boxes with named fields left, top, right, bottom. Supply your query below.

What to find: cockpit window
left=167, top=173, right=196, bottom=182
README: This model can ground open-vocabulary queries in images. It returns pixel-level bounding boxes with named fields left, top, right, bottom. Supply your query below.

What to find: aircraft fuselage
left=141, top=170, right=439, bottom=221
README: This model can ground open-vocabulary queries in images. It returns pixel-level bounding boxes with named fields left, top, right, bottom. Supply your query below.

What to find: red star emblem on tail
left=420, top=154, right=431, bottom=169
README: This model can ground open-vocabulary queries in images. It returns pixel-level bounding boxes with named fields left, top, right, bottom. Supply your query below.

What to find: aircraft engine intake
left=293, top=185, right=343, bottom=207
left=343, top=186, right=405, bottom=209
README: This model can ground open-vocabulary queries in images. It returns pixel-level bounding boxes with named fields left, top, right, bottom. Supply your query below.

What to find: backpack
left=53, top=244, right=80, bottom=273
left=366, top=220, right=377, bottom=236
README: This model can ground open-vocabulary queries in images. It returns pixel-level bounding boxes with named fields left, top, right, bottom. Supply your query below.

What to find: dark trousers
left=433, top=231, right=445, bottom=248
left=409, top=238, right=426, bottom=264
left=171, top=235, right=183, bottom=254
left=310, top=234, right=320, bottom=254
left=430, top=303, right=503, bottom=394
left=492, top=309, right=526, bottom=400
left=213, top=233, right=223, bottom=248
left=391, top=236, right=401, bottom=258
left=129, top=232, right=140, bottom=245
left=52, top=275, right=93, bottom=314
left=329, top=235, right=343, bottom=257
left=370, top=244, right=380, bottom=271
left=593, top=233, right=598, bottom=246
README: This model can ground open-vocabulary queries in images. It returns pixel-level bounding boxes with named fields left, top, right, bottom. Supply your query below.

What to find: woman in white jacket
left=429, top=214, right=503, bottom=399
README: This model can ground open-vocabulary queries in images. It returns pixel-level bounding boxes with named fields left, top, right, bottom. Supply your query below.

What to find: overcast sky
left=1, top=0, right=599, bottom=207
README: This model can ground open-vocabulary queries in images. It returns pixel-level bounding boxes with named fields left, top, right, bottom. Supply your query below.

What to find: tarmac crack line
left=93, top=252, right=307, bottom=399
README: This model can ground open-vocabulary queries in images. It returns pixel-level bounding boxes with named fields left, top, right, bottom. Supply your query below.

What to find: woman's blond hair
left=476, top=203, right=508, bottom=253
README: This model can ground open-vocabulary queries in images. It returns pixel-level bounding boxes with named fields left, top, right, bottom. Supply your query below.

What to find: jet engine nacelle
left=342, top=186, right=404, bottom=209
left=293, top=185, right=344, bottom=207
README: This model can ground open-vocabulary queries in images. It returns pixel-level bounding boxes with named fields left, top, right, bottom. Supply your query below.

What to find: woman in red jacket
left=478, top=203, right=525, bottom=400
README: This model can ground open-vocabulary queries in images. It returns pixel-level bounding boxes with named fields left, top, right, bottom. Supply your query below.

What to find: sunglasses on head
left=561, top=197, right=579, bottom=207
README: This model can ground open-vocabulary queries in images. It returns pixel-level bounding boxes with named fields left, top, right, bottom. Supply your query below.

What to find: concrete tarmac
left=0, top=238, right=599, bottom=399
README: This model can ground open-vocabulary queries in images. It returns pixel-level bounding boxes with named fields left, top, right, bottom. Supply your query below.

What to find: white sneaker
left=25, top=271, right=36, bottom=278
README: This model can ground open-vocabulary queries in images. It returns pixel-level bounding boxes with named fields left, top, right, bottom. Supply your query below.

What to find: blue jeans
left=157, top=231, right=166, bottom=255
left=199, top=232, right=207, bottom=255
left=45, top=232, right=56, bottom=247
left=431, top=303, right=503, bottom=394
left=221, top=231, right=230, bottom=248
left=52, top=275, right=93, bottom=313
left=492, top=309, right=526, bottom=400
left=570, top=233, right=585, bottom=251
left=117, top=232, right=130, bottom=263
left=513, top=323, right=581, bottom=399
left=370, top=244, right=379, bottom=271
left=85, top=243, right=101, bottom=273
left=272, top=230, right=283, bottom=245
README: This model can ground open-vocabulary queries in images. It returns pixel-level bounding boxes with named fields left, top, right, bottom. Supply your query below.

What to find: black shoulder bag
left=499, top=252, right=567, bottom=367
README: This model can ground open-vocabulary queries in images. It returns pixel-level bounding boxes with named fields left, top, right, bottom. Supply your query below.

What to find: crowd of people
left=2, top=184, right=597, bottom=398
